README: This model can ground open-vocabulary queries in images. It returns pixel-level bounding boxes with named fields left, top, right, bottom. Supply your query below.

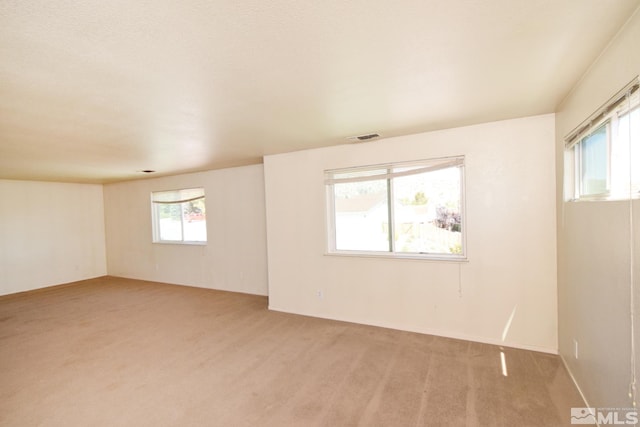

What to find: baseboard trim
left=268, top=305, right=558, bottom=354
left=560, top=354, right=591, bottom=408
left=0, top=275, right=109, bottom=299
left=106, top=274, right=268, bottom=297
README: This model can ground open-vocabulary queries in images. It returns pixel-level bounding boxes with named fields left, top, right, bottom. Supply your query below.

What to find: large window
left=566, top=79, right=639, bottom=201
left=151, top=188, right=207, bottom=244
left=325, top=156, right=465, bottom=260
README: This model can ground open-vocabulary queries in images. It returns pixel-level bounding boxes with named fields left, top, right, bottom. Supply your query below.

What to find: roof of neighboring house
left=334, top=194, right=386, bottom=213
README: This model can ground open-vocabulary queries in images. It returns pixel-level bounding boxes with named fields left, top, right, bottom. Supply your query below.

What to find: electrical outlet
left=574, top=339, right=579, bottom=359
left=316, top=289, right=323, bottom=299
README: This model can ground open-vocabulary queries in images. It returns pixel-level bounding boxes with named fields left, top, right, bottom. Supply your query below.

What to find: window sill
left=568, top=193, right=640, bottom=202
left=152, top=241, right=207, bottom=246
left=324, top=251, right=468, bottom=262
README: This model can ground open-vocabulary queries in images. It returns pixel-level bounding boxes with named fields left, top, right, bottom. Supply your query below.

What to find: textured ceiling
left=1, top=0, right=639, bottom=183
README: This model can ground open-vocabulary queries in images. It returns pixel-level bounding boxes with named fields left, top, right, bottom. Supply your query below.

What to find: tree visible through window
left=151, top=188, right=207, bottom=243
left=325, top=157, right=465, bottom=259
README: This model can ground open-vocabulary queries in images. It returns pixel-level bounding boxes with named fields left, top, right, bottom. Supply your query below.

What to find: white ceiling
left=1, top=0, right=639, bottom=183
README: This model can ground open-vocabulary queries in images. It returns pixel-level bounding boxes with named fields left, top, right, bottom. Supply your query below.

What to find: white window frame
left=151, top=187, right=207, bottom=245
left=325, top=156, right=466, bottom=261
left=565, top=78, right=640, bottom=202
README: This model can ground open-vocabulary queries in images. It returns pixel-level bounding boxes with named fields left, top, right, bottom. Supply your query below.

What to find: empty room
left=1, top=0, right=640, bottom=425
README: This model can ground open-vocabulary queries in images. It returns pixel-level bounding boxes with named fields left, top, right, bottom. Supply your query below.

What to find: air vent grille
left=347, top=133, right=381, bottom=142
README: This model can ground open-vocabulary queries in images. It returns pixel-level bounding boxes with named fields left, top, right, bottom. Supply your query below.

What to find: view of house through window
left=326, top=157, right=465, bottom=259
left=151, top=188, right=207, bottom=243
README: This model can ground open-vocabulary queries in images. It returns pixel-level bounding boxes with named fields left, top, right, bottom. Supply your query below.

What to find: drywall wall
left=0, top=180, right=107, bottom=296
left=103, top=164, right=268, bottom=296
left=556, top=9, right=640, bottom=407
left=264, top=114, right=558, bottom=352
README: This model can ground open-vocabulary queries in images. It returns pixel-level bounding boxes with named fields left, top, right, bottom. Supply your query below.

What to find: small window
left=566, top=79, right=640, bottom=201
left=325, top=157, right=465, bottom=260
left=151, top=188, right=207, bottom=244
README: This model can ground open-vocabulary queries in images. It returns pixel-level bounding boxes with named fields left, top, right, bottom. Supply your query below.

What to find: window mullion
left=607, top=121, right=612, bottom=192
left=328, top=184, right=337, bottom=252
left=153, top=201, right=160, bottom=240
left=387, top=173, right=394, bottom=253
left=574, top=146, right=580, bottom=200
left=180, top=202, right=186, bottom=242
left=577, top=143, right=583, bottom=196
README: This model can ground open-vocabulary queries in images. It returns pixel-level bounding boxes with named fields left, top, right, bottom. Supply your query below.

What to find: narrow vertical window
left=611, top=105, right=640, bottom=197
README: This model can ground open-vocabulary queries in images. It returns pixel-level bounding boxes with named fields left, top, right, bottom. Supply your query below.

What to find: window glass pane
left=182, top=199, right=207, bottom=242
left=334, top=179, right=389, bottom=251
left=580, top=124, right=608, bottom=196
left=611, top=107, right=639, bottom=198
left=610, top=113, right=628, bottom=198
left=159, top=203, right=183, bottom=241
left=393, top=166, right=462, bottom=254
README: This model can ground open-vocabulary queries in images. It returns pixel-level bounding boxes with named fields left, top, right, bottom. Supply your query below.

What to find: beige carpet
left=0, top=276, right=583, bottom=426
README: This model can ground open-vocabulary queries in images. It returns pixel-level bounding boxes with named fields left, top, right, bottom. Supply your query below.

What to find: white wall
left=0, top=180, right=107, bottom=296
left=264, top=114, right=558, bottom=352
left=103, top=164, right=268, bottom=296
left=556, top=9, right=640, bottom=407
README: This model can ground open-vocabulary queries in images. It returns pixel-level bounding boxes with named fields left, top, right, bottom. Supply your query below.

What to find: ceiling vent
left=347, top=133, right=381, bottom=142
